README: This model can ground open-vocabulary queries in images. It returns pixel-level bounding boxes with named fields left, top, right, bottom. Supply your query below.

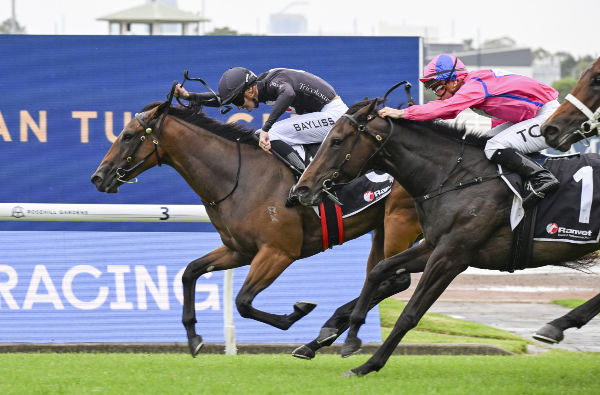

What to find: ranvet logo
left=546, top=223, right=558, bottom=234
left=363, top=191, right=375, bottom=202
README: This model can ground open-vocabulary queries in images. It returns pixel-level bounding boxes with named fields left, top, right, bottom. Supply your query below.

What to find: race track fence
left=0, top=203, right=237, bottom=355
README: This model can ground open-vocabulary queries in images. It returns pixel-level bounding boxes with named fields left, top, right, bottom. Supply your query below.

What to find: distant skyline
left=1, top=0, right=598, bottom=58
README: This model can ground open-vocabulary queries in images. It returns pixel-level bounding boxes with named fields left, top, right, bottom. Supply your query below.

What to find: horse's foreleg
left=292, top=271, right=412, bottom=359
left=181, top=245, right=249, bottom=357
left=345, top=250, right=468, bottom=377
left=342, top=242, right=432, bottom=358
left=534, top=291, right=600, bottom=344
left=293, top=224, right=417, bottom=360
left=235, top=248, right=314, bottom=330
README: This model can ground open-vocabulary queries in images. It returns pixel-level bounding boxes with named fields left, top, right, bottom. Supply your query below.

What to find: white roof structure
left=97, top=1, right=210, bottom=35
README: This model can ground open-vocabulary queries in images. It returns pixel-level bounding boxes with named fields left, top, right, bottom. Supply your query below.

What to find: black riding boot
left=270, top=140, right=306, bottom=174
left=490, top=148, right=559, bottom=209
left=269, top=140, right=306, bottom=207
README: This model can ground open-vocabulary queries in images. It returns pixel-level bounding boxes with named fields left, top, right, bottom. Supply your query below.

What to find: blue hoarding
left=0, top=35, right=420, bottom=232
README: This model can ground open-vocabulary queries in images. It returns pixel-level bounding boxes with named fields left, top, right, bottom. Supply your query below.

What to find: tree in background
left=206, top=27, right=237, bottom=35
left=0, top=18, right=26, bottom=34
left=552, top=77, right=578, bottom=102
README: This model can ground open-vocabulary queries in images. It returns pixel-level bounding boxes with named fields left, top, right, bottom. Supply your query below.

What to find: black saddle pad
left=503, top=153, right=600, bottom=244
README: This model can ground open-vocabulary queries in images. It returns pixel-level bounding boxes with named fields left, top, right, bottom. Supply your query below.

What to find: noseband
left=560, top=93, right=600, bottom=147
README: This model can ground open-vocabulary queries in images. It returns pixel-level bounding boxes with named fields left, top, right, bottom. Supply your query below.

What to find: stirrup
left=526, top=182, right=547, bottom=198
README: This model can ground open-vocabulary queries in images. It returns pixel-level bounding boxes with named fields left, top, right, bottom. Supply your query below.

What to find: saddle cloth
left=502, top=153, right=600, bottom=244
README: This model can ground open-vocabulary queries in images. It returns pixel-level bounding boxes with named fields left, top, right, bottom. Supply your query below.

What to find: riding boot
left=490, top=148, right=560, bottom=209
left=270, top=140, right=306, bottom=174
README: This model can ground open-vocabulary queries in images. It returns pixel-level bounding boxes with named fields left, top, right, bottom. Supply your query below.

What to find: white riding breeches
left=266, top=98, right=349, bottom=147
left=483, top=99, right=560, bottom=159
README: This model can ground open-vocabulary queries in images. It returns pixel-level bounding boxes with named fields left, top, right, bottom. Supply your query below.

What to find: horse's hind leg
left=534, top=291, right=600, bottom=344
left=342, top=242, right=432, bottom=358
left=181, top=245, right=250, bottom=357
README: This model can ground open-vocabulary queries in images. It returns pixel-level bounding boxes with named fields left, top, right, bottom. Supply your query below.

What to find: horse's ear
left=364, top=98, right=380, bottom=119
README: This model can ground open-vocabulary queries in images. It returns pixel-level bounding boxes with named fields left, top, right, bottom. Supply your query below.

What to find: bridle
left=321, top=105, right=395, bottom=197
left=115, top=82, right=178, bottom=184
left=560, top=92, right=600, bottom=147
left=321, top=82, right=413, bottom=197
left=115, top=111, right=165, bottom=184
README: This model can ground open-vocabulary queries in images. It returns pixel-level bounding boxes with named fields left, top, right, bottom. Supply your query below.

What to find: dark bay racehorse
left=91, top=101, right=422, bottom=358
left=542, top=56, right=600, bottom=151
left=535, top=56, right=600, bottom=343
left=291, top=98, right=600, bottom=376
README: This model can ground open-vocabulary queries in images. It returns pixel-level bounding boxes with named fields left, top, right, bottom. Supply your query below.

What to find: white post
left=223, top=269, right=237, bottom=355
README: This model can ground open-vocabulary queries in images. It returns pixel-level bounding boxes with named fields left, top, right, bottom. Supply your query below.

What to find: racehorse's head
left=291, top=98, right=387, bottom=206
left=542, top=57, right=600, bottom=151
left=91, top=102, right=166, bottom=193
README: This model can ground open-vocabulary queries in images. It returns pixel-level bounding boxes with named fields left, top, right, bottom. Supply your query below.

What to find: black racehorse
left=290, top=98, right=600, bottom=376
left=91, top=97, right=422, bottom=358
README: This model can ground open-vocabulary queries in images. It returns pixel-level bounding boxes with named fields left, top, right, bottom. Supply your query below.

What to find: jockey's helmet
left=420, top=54, right=468, bottom=91
left=218, top=67, right=258, bottom=106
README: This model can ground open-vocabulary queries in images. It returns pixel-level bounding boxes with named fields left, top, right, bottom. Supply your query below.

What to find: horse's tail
left=564, top=251, right=599, bottom=273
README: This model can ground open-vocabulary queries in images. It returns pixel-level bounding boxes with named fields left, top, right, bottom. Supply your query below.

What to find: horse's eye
left=331, top=138, right=343, bottom=148
left=122, top=133, right=134, bottom=142
left=592, top=74, right=600, bottom=85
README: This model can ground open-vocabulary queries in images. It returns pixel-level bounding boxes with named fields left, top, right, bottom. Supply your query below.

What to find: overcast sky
left=1, top=0, right=598, bottom=58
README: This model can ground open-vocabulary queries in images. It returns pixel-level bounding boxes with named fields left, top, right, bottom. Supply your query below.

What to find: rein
left=205, top=138, right=243, bottom=207
left=326, top=101, right=502, bottom=203
left=561, top=93, right=600, bottom=146
left=414, top=134, right=501, bottom=202
left=178, top=70, right=233, bottom=115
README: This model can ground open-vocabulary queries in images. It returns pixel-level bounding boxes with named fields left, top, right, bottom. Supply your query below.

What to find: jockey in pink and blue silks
left=379, top=54, right=560, bottom=209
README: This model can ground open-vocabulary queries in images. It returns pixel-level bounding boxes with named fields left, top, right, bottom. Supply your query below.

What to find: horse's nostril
left=543, top=125, right=558, bottom=137
left=91, top=175, right=102, bottom=185
left=295, top=185, right=308, bottom=195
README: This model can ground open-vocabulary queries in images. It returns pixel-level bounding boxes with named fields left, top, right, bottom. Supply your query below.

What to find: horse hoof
left=316, top=327, right=338, bottom=346
left=294, top=301, right=317, bottom=316
left=188, top=336, right=204, bottom=357
left=291, top=345, right=315, bottom=360
left=340, top=337, right=362, bottom=358
left=341, top=369, right=360, bottom=378
left=533, top=324, right=564, bottom=344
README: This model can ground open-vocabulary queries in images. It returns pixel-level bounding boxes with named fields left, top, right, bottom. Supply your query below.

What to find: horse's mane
left=348, top=98, right=488, bottom=148
left=142, top=102, right=258, bottom=146
left=403, top=118, right=488, bottom=148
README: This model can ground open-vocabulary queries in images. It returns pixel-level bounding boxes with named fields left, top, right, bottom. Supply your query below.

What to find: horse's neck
left=388, top=127, right=487, bottom=198
left=161, top=124, right=246, bottom=203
